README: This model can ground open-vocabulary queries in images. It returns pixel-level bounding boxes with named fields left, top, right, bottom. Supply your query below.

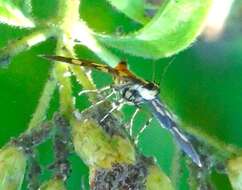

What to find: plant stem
left=185, top=125, right=241, bottom=157
left=170, top=144, right=181, bottom=189
left=0, top=28, right=57, bottom=61
left=27, top=69, right=57, bottom=131
left=56, top=0, right=120, bottom=67
left=73, top=21, right=121, bottom=68
left=53, top=40, right=74, bottom=118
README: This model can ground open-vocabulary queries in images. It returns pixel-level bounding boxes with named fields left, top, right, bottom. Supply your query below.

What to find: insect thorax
left=116, top=81, right=159, bottom=105
left=121, top=85, right=143, bottom=105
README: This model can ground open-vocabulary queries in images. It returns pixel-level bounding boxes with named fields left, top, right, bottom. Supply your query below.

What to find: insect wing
left=40, top=55, right=115, bottom=74
left=147, top=98, right=202, bottom=167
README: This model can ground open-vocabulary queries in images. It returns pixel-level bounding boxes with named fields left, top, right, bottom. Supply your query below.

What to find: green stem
left=0, top=28, right=57, bottom=63
left=54, top=0, right=102, bottom=103
left=73, top=21, right=121, bottom=67
left=0, top=0, right=35, bottom=28
left=27, top=69, right=57, bottom=131
left=185, top=125, right=241, bottom=158
left=70, top=65, right=95, bottom=90
left=170, top=144, right=181, bottom=189
left=63, top=37, right=97, bottom=101
left=187, top=163, right=199, bottom=190
left=53, top=0, right=80, bottom=118
left=54, top=44, right=74, bottom=118
left=57, top=1, right=120, bottom=67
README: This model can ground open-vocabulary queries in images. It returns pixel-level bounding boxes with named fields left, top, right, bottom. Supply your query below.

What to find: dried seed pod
left=91, top=160, right=148, bottom=190
left=49, top=113, right=72, bottom=181
left=27, top=154, right=42, bottom=190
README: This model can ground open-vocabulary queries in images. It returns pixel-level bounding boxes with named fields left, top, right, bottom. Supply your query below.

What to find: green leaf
left=97, top=0, right=212, bottom=59
left=106, top=0, right=149, bottom=24
left=12, top=0, right=32, bottom=16
left=0, top=0, right=35, bottom=28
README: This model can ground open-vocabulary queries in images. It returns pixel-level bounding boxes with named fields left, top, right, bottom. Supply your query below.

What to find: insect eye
left=145, top=82, right=158, bottom=90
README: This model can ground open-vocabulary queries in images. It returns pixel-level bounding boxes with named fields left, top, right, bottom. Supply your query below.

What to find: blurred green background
left=0, top=0, right=241, bottom=189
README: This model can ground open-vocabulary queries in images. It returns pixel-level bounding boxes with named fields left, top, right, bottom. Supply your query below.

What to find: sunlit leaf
left=97, top=0, right=212, bottom=58
left=0, top=0, right=35, bottom=28
left=106, top=0, right=149, bottom=24
left=13, top=0, right=32, bottom=16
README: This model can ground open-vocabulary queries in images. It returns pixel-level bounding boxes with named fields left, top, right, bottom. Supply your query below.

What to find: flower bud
left=0, top=145, right=27, bottom=190
left=39, top=179, right=66, bottom=190
left=146, top=165, right=174, bottom=190
left=227, top=156, right=242, bottom=190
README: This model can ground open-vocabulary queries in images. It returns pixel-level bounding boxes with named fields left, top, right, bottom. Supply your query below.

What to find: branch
left=71, top=102, right=174, bottom=189
left=0, top=28, right=57, bottom=68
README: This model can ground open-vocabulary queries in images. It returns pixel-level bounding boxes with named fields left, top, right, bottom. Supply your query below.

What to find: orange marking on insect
left=41, top=55, right=146, bottom=85
left=115, top=61, right=134, bottom=78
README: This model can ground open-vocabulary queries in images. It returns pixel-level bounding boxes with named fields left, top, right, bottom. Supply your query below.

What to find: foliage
left=0, top=0, right=241, bottom=189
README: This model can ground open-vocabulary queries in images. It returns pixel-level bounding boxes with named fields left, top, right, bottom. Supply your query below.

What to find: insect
left=41, top=55, right=202, bottom=167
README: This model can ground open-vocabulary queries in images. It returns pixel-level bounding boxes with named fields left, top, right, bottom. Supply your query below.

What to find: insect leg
left=134, top=117, right=153, bottom=145
left=100, top=99, right=124, bottom=123
left=89, top=89, right=116, bottom=109
left=78, top=85, right=112, bottom=96
left=128, top=108, right=140, bottom=136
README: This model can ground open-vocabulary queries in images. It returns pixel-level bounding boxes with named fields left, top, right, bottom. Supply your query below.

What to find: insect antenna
left=151, top=60, right=158, bottom=84
left=90, top=89, right=116, bottom=109
left=158, top=56, right=176, bottom=87
left=128, top=108, right=140, bottom=136
left=78, top=85, right=112, bottom=97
